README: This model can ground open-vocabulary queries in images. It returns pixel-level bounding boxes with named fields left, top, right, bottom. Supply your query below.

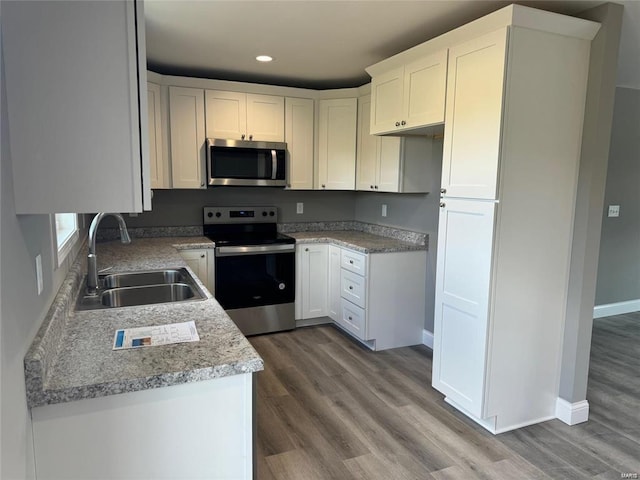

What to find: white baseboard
left=422, top=329, right=434, bottom=349
left=555, top=398, right=589, bottom=425
left=593, top=299, right=640, bottom=318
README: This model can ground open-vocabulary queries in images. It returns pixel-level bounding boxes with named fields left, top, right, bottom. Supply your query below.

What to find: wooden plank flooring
left=250, top=312, right=640, bottom=479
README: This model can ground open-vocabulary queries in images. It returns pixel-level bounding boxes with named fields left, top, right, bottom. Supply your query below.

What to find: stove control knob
left=215, top=212, right=222, bottom=218
left=207, top=212, right=213, bottom=218
left=262, top=211, right=268, bottom=217
left=269, top=211, right=275, bottom=217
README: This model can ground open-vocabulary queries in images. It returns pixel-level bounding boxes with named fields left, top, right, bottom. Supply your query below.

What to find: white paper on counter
left=113, top=320, right=200, bottom=350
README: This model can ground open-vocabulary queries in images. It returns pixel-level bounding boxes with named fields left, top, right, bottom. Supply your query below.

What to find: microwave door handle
left=271, top=150, right=277, bottom=180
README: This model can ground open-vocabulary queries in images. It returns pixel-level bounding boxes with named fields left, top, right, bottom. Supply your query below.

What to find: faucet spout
left=86, top=213, right=131, bottom=295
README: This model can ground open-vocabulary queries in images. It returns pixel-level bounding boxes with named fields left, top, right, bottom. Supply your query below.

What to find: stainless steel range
left=203, top=206, right=296, bottom=336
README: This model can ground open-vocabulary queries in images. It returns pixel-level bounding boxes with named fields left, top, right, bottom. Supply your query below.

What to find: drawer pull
left=349, top=260, right=354, bottom=264
left=349, top=286, right=353, bottom=290
left=348, top=316, right=353, bottom=321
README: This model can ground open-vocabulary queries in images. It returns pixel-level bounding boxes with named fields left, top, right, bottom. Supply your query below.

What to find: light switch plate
left=296, top=202, right=304, bottom=214
left=608, top=205, right=620, bottom=217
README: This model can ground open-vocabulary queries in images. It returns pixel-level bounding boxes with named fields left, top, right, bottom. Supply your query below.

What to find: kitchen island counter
left=25, top=236, right=263, bottom=409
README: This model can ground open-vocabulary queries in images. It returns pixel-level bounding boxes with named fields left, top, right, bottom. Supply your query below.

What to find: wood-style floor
left=249, top=312, right=640, bottom=480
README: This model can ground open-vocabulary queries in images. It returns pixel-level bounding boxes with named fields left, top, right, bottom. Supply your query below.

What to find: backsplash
left=98, top=221, right=427, bottom=246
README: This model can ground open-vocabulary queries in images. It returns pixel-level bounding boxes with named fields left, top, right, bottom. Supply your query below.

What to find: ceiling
left=145, top=0, right=637, bottom=90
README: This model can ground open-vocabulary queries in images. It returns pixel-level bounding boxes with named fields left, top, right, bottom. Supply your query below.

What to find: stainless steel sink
left=76, top=268, right=206, bottom=310
left=100, top=283, right=196, bottom=308
left=102, top=269, right=185, bottom=288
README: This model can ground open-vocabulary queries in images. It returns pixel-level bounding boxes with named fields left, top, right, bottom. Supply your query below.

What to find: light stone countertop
left=287, top=230, right=428, bottom=254
left=25, top=237, right=264, bottom=409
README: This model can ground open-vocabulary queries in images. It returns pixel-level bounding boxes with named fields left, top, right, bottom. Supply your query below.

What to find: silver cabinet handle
left=370, top=185, right=374, bottom=189
left=201, top=182, right=205, bottom=187
left=349, top=260, right=354, bottom=264
left=349, top=286, right=353, bottom=290
left=249, top=135, right=253, bottom=141
left=395, top=121, right=400, bottom=127
left=305, top=248, right=309, bottom=252
left=241, top=134, right=245, bottom=140
left=322, top=184, right=326, bottom=188
left=348, top=316, right=353, bottom=321
left=440, top=188, right=447, bottom=194
left=440, top=202, right=446, bottom=208
left=200, top=254, right=205, bottom=258
left=374, top=186, right=378, bottom=189
left=401, top=120, right=406, bottom=126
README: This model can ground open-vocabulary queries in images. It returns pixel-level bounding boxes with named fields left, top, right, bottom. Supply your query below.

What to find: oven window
left=215, top=251, right=294, bottom=310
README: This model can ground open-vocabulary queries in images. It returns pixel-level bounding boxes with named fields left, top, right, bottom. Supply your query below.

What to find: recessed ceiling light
left=256, top=55, right=273, bottom=63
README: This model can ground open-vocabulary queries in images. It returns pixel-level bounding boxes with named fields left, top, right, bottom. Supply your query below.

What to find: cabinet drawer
left=338, top=299, right=366, bottom=340
left=341, top=249, right=367, bottom=276
left=341, top=269, right=366, bottom=308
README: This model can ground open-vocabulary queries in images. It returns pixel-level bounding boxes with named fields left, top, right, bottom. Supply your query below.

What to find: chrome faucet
left=86, top=213, right=131, bottom=295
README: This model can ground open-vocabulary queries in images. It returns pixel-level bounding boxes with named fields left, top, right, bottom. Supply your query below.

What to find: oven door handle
left=215, top=244, right=295, bottom=257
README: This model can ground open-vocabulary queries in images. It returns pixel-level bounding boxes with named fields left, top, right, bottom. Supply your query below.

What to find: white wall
left=0, top=25, right=83, bottom=479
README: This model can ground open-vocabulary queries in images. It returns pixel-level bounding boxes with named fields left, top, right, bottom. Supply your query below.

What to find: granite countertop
left=25, top=237, right=264, bottom=409
left=287, top=230, right=427, bottom=254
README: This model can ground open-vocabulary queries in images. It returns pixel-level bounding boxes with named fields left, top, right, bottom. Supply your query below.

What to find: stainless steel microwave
left=206, top=138, right=287, bottom=187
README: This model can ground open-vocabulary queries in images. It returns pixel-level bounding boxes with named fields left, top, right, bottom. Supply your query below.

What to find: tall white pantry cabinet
left=431, top=16, right=599, bottom=432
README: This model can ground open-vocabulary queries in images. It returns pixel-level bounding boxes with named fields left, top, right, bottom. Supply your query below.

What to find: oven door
left=214, top=244, right=295, bottom=310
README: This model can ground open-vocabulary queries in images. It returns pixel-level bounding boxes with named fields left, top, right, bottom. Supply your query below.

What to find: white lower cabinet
left=179, top=249, right=215, bottom=295
left=297, top=243, right=426, bottom=350
left=32, top=374, right=254, bottom=480
left=327, top=246, right=342, bottom=320
left=295, top=245, right=329, bottom=320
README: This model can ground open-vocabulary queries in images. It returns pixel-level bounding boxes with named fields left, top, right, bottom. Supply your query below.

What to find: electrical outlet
left=381, top=204, right=388, bottom=217
left=608, top=205, right=620, bottom=217
left=36, top=254, right=44, bottom=295
left=296, top=202, right=304, bottom=214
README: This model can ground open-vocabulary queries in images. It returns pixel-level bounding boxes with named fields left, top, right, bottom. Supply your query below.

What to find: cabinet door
left=299, top=245, right=329, bottom=319
left=317, top=98, right=357, bottom=190
left=147, top=82, right=166, bottom=189
left=370, top=66, right=404, bottom=135
left=205, top=90, right=247, bottom=140
left=179, top=249, right=210, bottom=292
left=432, top=199, right=495, bottom=418
left=285, top=98, right=314, bottom=189
left=169, top=87, right=206, bottom=189
left=441, top=29, right=508, bottom=200
left=246, top=94, right=284, bottom=142
left=327, top=246, right=342, bottom=321
left=356, top=95, right=379, bottom=191
left=403, top=50, right=448, bottom=130
left=2, top=0, right=150, bottom=214
left=377, top=137, right=402, bottom=193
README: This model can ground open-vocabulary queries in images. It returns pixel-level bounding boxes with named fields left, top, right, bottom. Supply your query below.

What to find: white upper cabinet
left=440, top=29, right=508, bottom=200
left=205, top=91, right=284, bottom=142
left=169, top=87, right=206, bottom=189
left=317, top=98, right=357, bottom=190
left=369, top=49, right=447, bottom=135
left=357, top=94, right=435, bottom=193
left=2, top=0, right=150, bottom=213
left=147, top=82, right=169, bottom=189
left=284, top=97, right=314, bottom=190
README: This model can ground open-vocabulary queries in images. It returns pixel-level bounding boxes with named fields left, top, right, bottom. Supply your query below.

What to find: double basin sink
left=77, top=268, right=206, bottom=310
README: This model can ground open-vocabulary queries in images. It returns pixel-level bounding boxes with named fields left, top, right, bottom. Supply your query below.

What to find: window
left=53, top=213, right=79, bottom=268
